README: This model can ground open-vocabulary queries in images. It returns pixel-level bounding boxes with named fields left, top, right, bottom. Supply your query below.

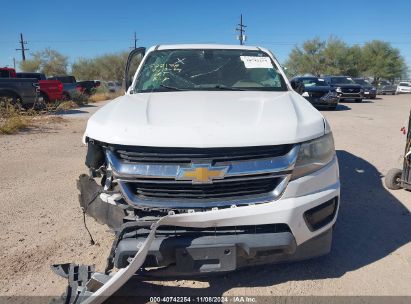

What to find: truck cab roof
left=151, top=44, right=262, bottom=51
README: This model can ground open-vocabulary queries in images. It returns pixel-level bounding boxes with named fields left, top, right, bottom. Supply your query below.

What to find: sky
left=1, top=0, right=410, bottom=72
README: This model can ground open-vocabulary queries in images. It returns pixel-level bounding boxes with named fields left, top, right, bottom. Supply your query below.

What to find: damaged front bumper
left=56, top=163, right=338, bottom=303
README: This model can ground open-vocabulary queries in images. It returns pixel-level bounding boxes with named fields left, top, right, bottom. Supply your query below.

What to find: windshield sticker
left=240, top=56, right=273, bottom=68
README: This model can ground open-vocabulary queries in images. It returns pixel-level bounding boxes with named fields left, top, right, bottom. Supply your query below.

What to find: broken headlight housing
left=292, top=133, right=335, bottom=180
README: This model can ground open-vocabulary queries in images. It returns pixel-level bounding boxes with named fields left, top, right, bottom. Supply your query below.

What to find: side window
left=0, top=70, right=10, bottom=78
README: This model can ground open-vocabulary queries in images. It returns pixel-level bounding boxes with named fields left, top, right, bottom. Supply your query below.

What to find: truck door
left=124, top=47, right=145, bottom=92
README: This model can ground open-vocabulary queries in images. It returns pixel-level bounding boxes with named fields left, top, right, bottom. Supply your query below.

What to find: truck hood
left=84, top=91, right=325, bottom=147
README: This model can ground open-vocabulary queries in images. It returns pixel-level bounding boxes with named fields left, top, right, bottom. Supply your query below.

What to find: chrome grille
left=108, top=145, right=299, bottom=210
left=341, top=87, right=360, bottom=93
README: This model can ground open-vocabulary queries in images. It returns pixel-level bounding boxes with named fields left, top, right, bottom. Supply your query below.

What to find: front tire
left=385, top=168, right=402, bottom=190
left=355, top=98, right=363, bottom=103
left=40, top=92, right=49, bottom=103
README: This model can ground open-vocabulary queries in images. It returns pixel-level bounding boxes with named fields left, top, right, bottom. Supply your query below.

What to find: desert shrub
left=0, top=98, right=30, bottom=134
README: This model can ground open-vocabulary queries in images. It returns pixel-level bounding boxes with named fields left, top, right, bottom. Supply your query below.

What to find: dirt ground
left=0, top=95, right=410, bottom=301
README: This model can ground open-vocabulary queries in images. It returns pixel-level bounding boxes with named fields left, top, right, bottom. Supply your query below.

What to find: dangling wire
left=81, top=190, right=102, bottom=245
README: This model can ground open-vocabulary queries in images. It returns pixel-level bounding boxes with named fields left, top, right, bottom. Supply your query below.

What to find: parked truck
left=48, top=75, right=100, bottom=98
left=57, top=45, right=340, bottom=303
left=16, top=72, right=63, bottom=102
left=0, top=68, right=42, bottom=108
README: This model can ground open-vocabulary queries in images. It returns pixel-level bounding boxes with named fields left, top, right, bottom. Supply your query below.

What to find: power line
left=236, top=14, right=247, bottom=45
left=16, top=33, right=29, bottom=61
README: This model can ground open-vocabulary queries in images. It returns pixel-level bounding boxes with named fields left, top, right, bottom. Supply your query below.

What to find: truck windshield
left=134, top=49, right=288, bottom=92
left=331, top=77, right=355, bottom=85
left=301, top=78, right=328, bottom=87
left=354, top=79, right=370, bottom=85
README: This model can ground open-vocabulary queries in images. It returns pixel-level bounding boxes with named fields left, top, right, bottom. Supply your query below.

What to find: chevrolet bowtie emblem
left=176, top=163, right=229, bottom=184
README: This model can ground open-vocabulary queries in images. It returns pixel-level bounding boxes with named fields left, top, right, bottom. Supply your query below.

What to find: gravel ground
left=0, top=95, right=410, bottom=301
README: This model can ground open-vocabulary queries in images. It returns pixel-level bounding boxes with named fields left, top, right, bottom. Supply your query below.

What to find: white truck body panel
left=84, top=91, right=325, bottom=147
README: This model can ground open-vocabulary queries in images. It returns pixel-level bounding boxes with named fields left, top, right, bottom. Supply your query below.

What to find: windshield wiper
left=211, top=85, right=245, bottom=91
left=159, top=84, right=187, bottom=91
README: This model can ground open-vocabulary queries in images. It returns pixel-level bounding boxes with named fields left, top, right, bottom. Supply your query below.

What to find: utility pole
left=236, top=14, right=247, bottom=45
left=131, top=31, right=138, bottom=49
left=16, top=33, right=29, bottom=61
left=13, top=57, right=16, bottom=69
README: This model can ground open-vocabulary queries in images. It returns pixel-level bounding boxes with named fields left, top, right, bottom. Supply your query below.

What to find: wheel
left=385, top=168, right=403, bottom=190
left=62, top=92, right=71, bottom=101
left=355, top=98, right=363, bottom=103
left=40, top=92, right=49, bottom=103
left=391, top=92, right=396, bottom=95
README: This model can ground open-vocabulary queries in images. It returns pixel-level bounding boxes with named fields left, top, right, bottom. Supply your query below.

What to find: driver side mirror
left=124, top=47, right=146, bottom=93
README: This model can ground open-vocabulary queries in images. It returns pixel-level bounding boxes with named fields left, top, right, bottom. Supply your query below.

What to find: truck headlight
left=335, top=87, right=342, bottom=93
left=292, top=133, right=336, bottom=180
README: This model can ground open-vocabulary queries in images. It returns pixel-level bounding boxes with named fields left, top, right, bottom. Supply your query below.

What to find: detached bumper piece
left=53, top=220, right=165, bottom=304
left=51, top=263, right=98, bottom=304
left=306, top=92, right=339, bottom=107
left=77, top=174, right=128, bottom=231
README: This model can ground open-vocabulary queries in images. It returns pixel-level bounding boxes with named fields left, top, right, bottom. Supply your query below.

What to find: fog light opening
left=304, top=197, right=338, bottom=231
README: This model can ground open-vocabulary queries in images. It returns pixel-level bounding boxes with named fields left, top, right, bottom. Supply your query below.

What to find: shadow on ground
left=341, top=99, right=375, bottom=104
left=55, top=109, right=90, bottom=115
left=110, top=150, right=411, bottom=299
left=320, top=104, right=351, bottom=112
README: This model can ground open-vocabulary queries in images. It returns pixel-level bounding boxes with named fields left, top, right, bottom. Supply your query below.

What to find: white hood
left=84, top=91, right=325, bottom=147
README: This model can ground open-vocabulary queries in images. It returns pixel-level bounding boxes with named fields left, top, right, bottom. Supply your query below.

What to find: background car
left=290, top=76, right=339, bottom=110
left=323, top=76, right=364, bottom=102
left=106, top=81, right=120, bottom=92
left=396, top=81, right=411, bottom=94
left=353, top=78, right=377, bottom=99
left=376, top=80, right=397, bottom=95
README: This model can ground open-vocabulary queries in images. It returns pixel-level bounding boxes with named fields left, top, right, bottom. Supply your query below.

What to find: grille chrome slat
left=114, top=145, right=293, bottom=164
left=118, top=172, right=290, bottom=184
left=106, top=146, right=299, bottom=179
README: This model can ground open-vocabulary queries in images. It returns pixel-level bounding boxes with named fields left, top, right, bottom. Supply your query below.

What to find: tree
left=361, top=40, right=407, bottom=82
left=285, top=38, right=406, bottom=80
left=19, top=59, right=41, bottom=72
left=285, top=38, right=326, bottom=77
left=322, top=37, right=359, bottom=76
left=19, top=48, right=68, bottom=76
left=72, top=52, right=131, bottom=81
left=71, top=58, right=99, bottom=81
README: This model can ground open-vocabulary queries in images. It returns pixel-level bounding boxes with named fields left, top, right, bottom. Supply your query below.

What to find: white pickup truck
left=63, top=44, right=340, bottom=303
